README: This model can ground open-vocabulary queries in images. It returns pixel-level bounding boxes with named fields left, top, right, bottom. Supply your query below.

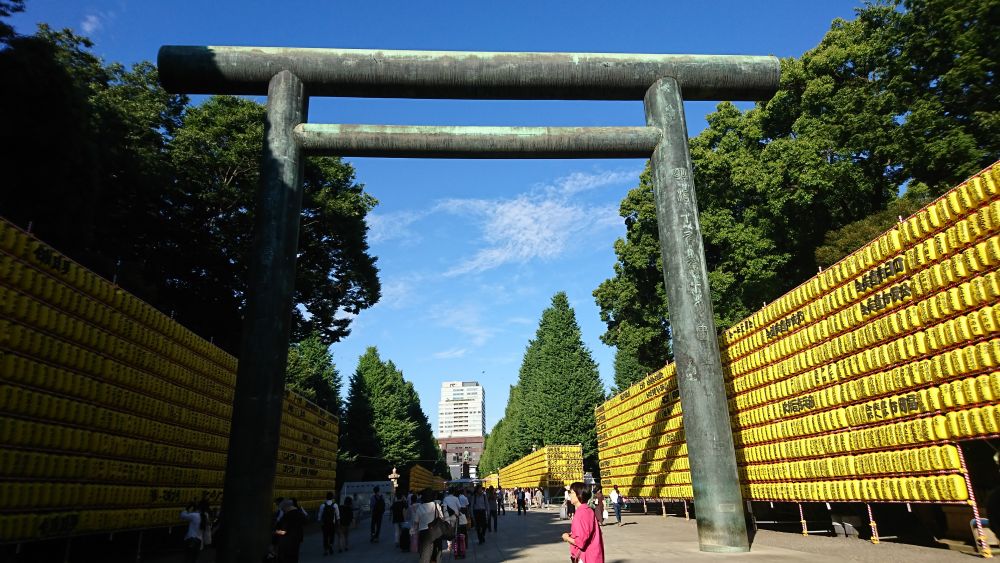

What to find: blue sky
left=12, top=0, right=866, bottom=436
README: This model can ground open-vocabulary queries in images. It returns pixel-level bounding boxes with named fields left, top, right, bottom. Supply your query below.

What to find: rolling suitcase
left=452, top=532, right=466, bottom=558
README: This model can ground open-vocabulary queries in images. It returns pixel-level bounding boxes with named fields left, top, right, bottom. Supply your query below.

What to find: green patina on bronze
left=158, top=45, right=778, bottom=101
left=294, top=124, right=661, bottom=158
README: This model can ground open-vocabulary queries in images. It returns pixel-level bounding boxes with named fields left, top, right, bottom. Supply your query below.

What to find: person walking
left=275, top=499, right=307, bottom=563
left=391, top=491, right=407, bottom=545
left=370, top=486, right=386, bottom=542
left=180, top=501, right=207, bottom=563
left=609, top=485, right=623, bottom=526
left=560, top=482, right=605, bottom=563
left=318, top=492, right=340, bottom=556
left=497, top=488, right=506, bottom=515
left=486, top=486, right=499, bottom=533
left=534, top=488, right=543, bottom=510
left=594, top=487, right=606, bottom=526
left=441, top=488, right=461, bottom=555
left=471, top=486, right=488, bottom=545
left=516, top=488, right=526, bottom=515
left=338, top=496, right=353, bottom=552
left=413, top=488, right=443, bottom=563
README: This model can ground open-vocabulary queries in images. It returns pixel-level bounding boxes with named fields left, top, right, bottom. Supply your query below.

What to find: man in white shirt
left=609, top=485, right=623, bottom=526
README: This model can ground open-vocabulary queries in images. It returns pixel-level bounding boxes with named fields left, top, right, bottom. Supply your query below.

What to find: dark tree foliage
left=286, top=333, right=343, bottom=417
left=0, top=0, right=24, bottom=44
left=0, top=25, right=380, bottom=353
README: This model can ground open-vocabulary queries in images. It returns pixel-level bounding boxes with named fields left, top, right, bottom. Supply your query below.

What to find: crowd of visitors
left=179, top=481, right=613, bottom=562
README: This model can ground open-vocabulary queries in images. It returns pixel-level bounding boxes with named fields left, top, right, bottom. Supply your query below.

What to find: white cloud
left=432, top=347, right=468, bottom=359
left=540, top=168, right=643, bottom=197
left=435, top=167, right=638, bottom=276
left=81, top=14, right=102, bottom=34
left=439, top=195, right=592, bottom=276
left=374, top=273, right=426, bottom=310
left=430, top=303, right=496, bottom=347
left=506, top=316, right=535, bottom=326
left=367, top=210, right=428, bottom=245
left=367, top=168, right=639, bottom=277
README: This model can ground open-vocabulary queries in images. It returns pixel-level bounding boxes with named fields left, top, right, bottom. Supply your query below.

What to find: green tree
left=286, top=333, right=343, bottom=417
left=592, top=167, right=671, bottom=390
left=343, top=347, right=446, bottom=479
left=518, top=292, right=606, bottom=470
left=401, top=380, right=449, bottom=476
left=167, top=96, right=380, bottom=352
left=594, top=0, right=999, bottom=379
left=0, top=25, right=380, bottom=354
left=340, top=359, right=380, bottom=467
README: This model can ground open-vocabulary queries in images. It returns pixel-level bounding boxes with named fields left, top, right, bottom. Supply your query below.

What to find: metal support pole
left=798, top=503, right=808, bottom=536
left=958, top=443, right=993, bottom=558
left=217, top=70, right=307, bottom=563
left=136, top=530, right=144, bottom=563
left=644, top=76, right=749, bottom=553
left=684, top=499, right=690, bottom=520
left=866, top=503, right=880, bottom=544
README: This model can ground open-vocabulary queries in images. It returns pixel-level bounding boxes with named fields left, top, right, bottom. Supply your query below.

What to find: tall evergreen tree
left=340, top=360, right=379, bottom=466
left=519, top=292, right=606, bottom=470
left=366, top=357, right=419, bottom=465
left=402, top=380, right=449, bottom=476
left=285, top=333, right=342, bottom=418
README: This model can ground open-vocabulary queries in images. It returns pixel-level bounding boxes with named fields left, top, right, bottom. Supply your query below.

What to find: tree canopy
left=286, top=333, right=343, bottom=418
left=595, top=0, right=1000, bottom=390
left=0, top=23, right=380, bottom=353
left=339, top=347, right=448, bottom=481
left=480, top=293, right=606, bottom=474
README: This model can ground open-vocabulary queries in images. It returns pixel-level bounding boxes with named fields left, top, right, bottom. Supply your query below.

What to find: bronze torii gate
left=158, top=46, right=779, bottom=561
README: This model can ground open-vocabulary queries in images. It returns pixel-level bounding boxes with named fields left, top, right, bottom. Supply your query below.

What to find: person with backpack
left=338, top=496, right=354, bottom=552
left=318, top=492, right=340, bottom=556
left=370, top=486, right=386, bottom=543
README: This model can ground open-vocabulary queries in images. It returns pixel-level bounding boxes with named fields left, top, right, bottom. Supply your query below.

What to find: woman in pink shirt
left=560, top=482, right=605, bottom=563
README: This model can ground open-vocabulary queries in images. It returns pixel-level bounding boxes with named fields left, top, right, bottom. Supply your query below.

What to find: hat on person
left=279, top=499, right=296, bottom=512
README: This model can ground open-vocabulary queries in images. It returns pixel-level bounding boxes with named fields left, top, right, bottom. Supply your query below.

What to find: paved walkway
left=280, top=507, right=974, bottom=563
left=140, top=507, right=978, bottom=562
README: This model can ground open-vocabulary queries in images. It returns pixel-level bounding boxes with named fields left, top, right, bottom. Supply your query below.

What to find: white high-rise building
left=437, top=381, right=485, bottom=438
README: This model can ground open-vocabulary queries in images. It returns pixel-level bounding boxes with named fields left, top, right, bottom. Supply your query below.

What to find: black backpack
left=321, top=502, right=337, bottom=525
left=374, top=494, right=386, bottom=515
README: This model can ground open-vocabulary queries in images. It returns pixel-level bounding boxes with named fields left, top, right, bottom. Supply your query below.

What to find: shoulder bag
left=428, top=504, right=456, bottom=541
